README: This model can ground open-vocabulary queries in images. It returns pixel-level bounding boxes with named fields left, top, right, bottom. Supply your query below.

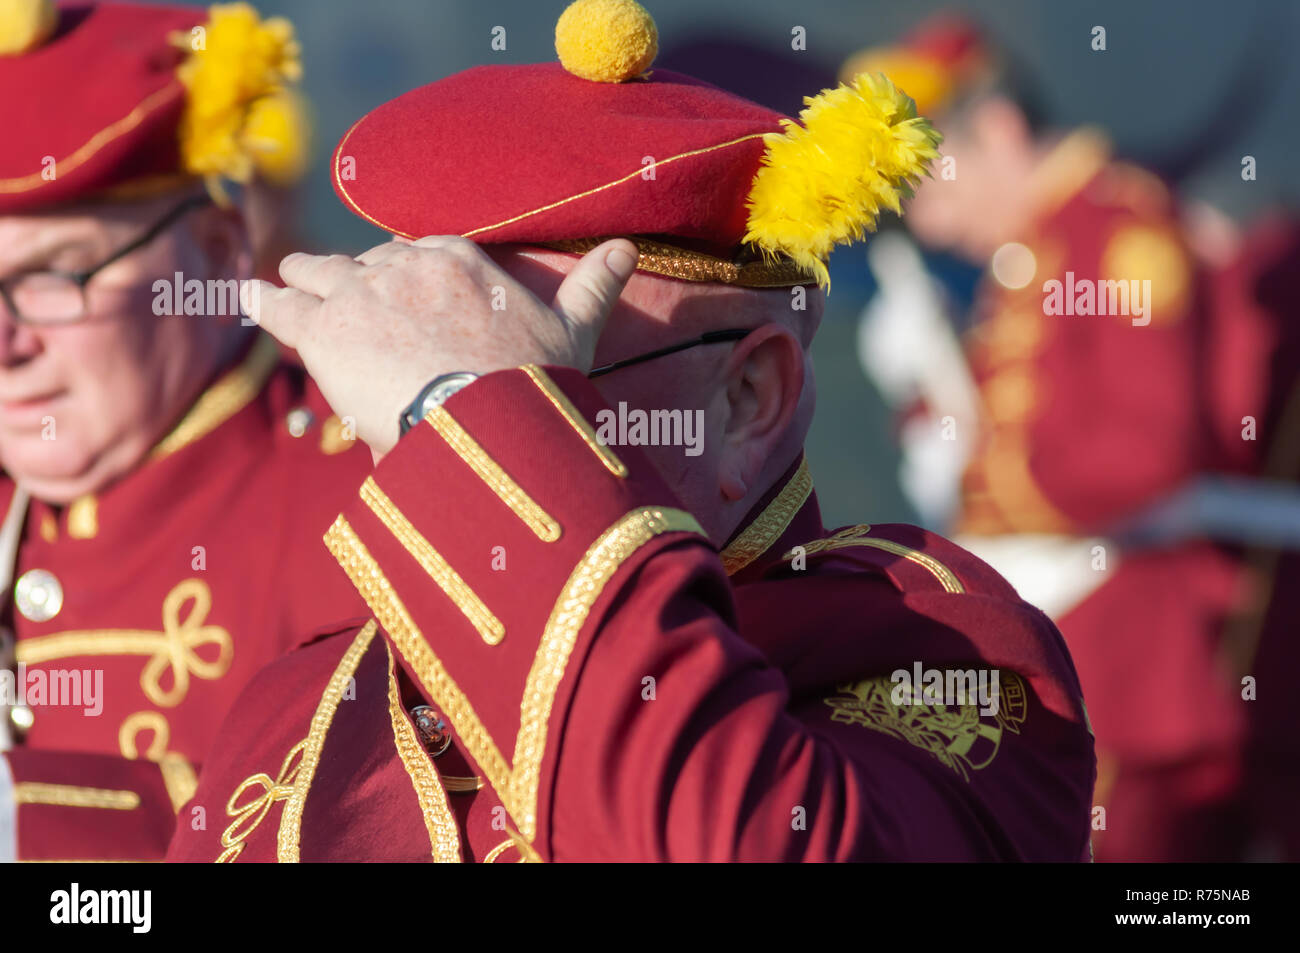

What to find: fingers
left=240, top=280, right=321, bottom=351
left=551, top=239, right=638, bottom=347
left=279, top=252, right=363, bottom=298
left=355, top=235, right=472, bottom=267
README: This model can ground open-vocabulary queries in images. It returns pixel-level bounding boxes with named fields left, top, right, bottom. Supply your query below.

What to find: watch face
left=405, top=373, right=478, bottom=434
left=432, top=374, right=476, bottom=404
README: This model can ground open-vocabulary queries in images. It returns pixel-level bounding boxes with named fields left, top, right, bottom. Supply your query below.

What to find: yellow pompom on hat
left=0, top=1, right=310, bottom=212
left=555, top=0, right=658, bottom=83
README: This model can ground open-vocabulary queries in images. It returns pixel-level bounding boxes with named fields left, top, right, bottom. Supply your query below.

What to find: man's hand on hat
left=240, top=236, right=639, bottom=458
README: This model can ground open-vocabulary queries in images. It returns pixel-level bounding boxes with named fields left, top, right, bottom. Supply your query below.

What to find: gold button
left=15, top=568, right=63, bottom=622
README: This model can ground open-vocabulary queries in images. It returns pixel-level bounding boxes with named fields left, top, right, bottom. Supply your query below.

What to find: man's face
left=0, top=192, right=247, bottom=503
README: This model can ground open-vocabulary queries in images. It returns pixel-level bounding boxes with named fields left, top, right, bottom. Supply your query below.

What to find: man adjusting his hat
left=172, top=0, right=1095, bottom=862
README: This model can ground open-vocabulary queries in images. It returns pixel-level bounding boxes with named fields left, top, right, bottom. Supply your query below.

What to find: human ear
left=718, top=323, right=805, bottom=501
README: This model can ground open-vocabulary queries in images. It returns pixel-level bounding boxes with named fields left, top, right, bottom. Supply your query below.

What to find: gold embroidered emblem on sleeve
left=823, top=671, right=1028, bottom=781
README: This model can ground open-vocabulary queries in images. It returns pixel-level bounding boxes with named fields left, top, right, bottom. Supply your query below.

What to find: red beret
left=333, top=0, right=942, bottom=289
left=333, top=64, right=786, bottom=261
left=0, top=1, right=309, bottom=214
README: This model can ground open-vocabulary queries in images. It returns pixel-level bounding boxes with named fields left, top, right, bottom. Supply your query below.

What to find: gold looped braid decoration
left=16, top=578, right=234, bottom=709
left=216, top=740, right=307, bottom=863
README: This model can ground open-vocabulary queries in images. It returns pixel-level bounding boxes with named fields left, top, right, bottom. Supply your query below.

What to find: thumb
left=551, top=239, right=638, bottom=360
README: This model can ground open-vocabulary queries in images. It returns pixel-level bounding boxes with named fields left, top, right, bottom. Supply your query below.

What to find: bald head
left=484, top=243, right=822, bottom=545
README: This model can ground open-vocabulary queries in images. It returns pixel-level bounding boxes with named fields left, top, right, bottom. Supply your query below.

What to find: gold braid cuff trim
left=151, top=333, right=280, bottom=460
left=784, top=525, right=966, bottom=594
left=325, top=506, right=704, bottom=845
left=276, top=621, right=378, bottom=863
left=719, top=458, right=813, bottom=575
left=13, top=783, right=139, bottom=811
left=361, top=477, right=505, bottom=646
left=423, top=404, right=562, bottom=542
left=385, top=640, right=462, bottom=862
left=538, top=237, right=816, bottom=288
left=521, top=364, right=627, bottom=477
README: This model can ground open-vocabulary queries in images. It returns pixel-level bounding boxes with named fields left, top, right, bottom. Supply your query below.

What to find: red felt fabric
left=331, top=63, right=788, bottom=256
left=0, top=2, right=200, bottom=213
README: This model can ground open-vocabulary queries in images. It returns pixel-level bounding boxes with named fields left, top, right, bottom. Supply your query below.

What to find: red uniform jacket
left=954, top=129, right=1248, bottom=859
left=168, top=365, right=1095, bottom=862
left=2, top=334, right=371, bottom=861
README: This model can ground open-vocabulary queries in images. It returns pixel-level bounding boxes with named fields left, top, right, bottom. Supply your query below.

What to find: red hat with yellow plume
left=0, top=0, right=309, bottom=213
left=332, top=0, right=942, bottom=289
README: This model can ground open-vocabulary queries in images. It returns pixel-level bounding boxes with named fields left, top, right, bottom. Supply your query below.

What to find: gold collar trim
left=150, top=334, right=280, bottom=461
left=719, top=458, right=813, bottom=576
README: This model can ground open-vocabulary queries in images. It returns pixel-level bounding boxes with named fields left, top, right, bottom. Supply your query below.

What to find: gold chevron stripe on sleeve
left=423, top=404, right=562, bottom=542
left=520, top=364, right=627, bottom=477
left=360, top=477, right=505, bottom=645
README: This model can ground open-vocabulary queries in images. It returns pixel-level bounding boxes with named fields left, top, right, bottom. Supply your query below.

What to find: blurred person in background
left=850, top=12, right=1299, bottom=861
left=0, top=0, right=368, bottom=861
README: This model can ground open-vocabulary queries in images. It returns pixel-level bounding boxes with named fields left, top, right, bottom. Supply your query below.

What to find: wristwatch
left=399, top=371, right=480, bottom=436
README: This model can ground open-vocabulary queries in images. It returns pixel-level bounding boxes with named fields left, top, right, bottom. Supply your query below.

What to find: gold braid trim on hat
left=537, top=237, right=817, bottom=288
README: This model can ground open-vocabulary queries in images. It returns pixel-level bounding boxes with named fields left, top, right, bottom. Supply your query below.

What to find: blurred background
left=181, top=0, right=1300, bottom=526
left=165, top=0, right=1300, bottom=862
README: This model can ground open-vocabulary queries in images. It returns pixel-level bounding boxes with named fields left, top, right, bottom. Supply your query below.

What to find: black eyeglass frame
left=587, top=328, right=754, bottom=379
left=0, top=193, right=214, bottom=326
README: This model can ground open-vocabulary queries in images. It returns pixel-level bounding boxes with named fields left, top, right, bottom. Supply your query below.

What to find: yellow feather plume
left=173, top=3, right=306, bottom=197
left=743, top=73, right=943, bottom=288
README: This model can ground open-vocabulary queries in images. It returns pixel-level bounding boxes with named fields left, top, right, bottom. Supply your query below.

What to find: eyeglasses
left=0, top=193, right=213, bottom=326
left=587, top=328, right=753, bottom=379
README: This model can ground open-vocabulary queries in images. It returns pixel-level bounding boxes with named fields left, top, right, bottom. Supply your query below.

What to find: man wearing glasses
left=171, top=0, right=1095, bottom=862
left=0, top=1, right=367, bottom=861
